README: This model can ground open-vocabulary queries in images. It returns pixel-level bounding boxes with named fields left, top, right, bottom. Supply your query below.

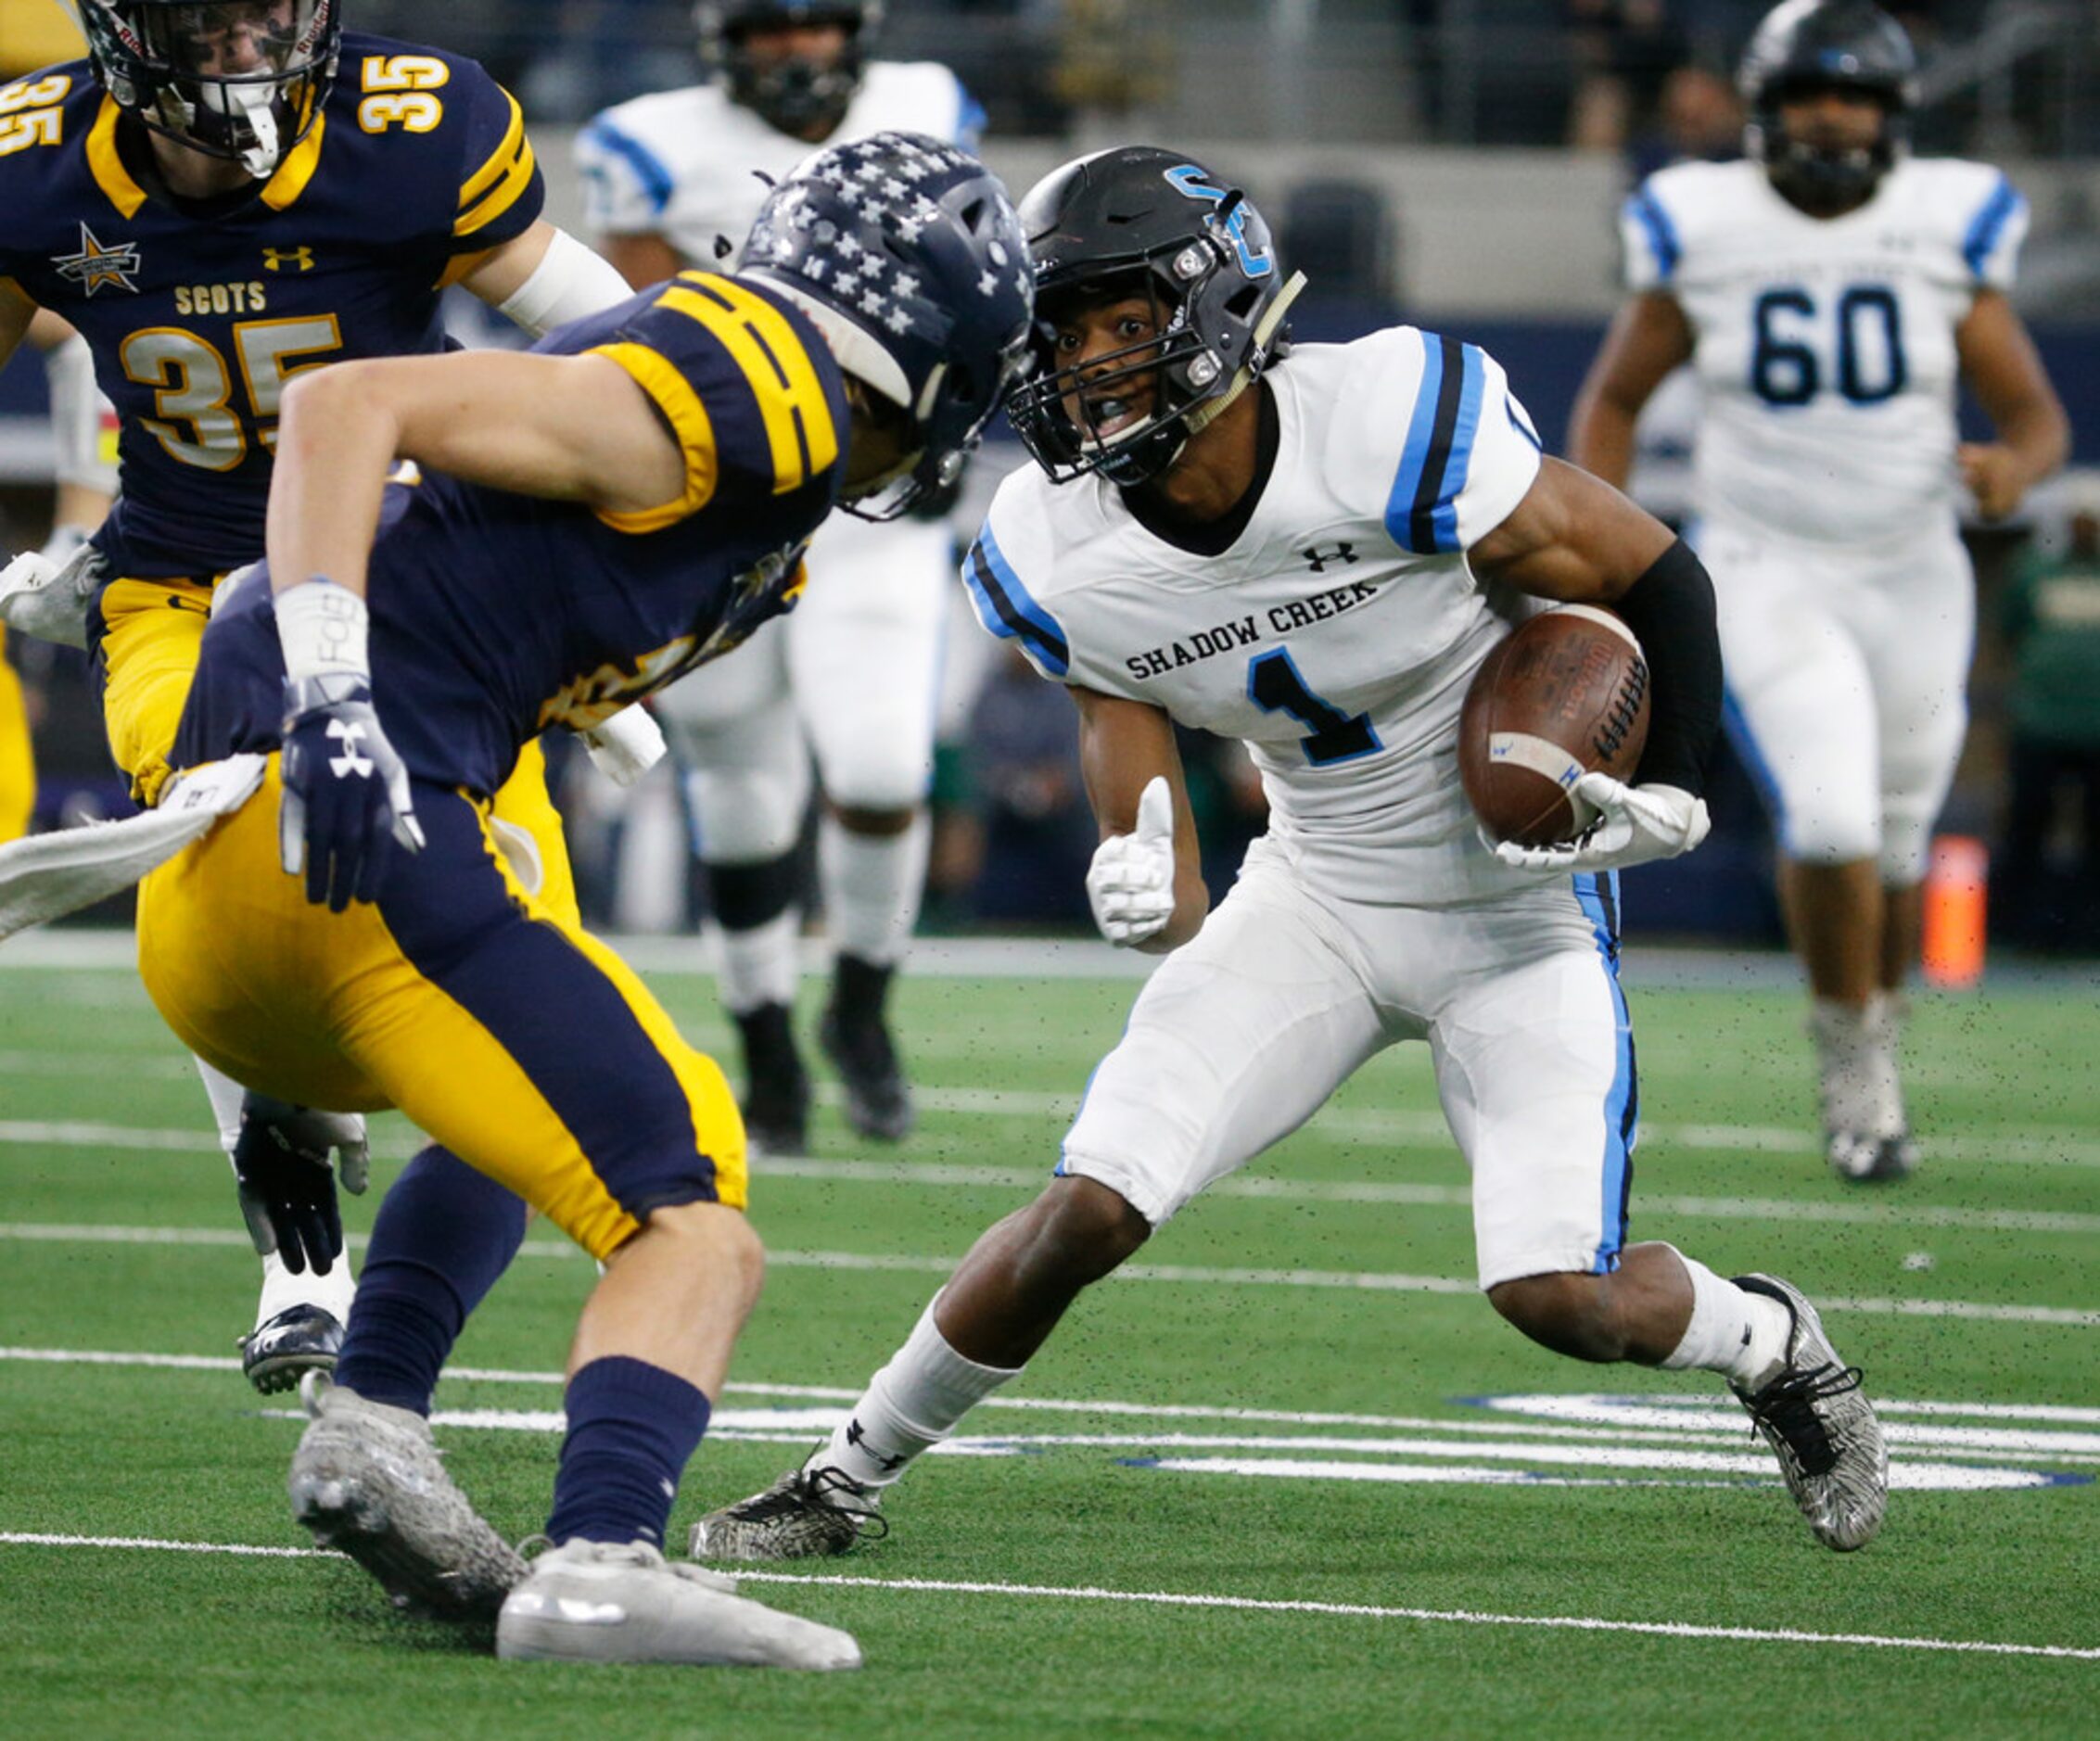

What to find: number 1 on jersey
left=1247, top=648, right=1381, bottom=766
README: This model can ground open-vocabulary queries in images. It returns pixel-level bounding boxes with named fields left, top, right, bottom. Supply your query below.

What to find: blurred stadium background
left=6, top=0, right=2098, bottom=958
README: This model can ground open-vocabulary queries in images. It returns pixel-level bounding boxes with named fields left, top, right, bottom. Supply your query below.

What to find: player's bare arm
left=1565, top=291, right=1695, bottom=489
left=1470, top=455, right=1675, bottom=603
left=1954, top=286, right=2070, bottom=520
left=268, top=350, right=687, bottom=598
left=603, top=233, right=687, bottom=292
left=0, top=278, right=37, bottom=375
left=1072, top=685, right=1209, bottom=953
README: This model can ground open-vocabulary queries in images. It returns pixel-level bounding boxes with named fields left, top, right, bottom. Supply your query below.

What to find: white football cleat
left=496, top=1538, right=862, bottom=1669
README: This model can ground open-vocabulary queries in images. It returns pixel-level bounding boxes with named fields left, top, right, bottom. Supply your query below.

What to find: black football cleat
left=240, top=1303, right=344, bottom=1395
left=820, top=956, right=914, bottom=1142
left=733, top=1001, right=810, bottom=1156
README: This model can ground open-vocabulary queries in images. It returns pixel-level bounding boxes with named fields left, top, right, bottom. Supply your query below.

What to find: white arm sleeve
left=44, top=334, right=118, bottom=497
left=493, top=228, right=636, bottom=338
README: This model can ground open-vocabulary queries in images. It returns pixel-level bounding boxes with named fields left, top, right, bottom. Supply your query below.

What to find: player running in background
left=1, top=306, right=120, bottom=843
left=18, top=131, right=1032, bottom=1663
left=577, top=0, right=987, bottom=1150
left=1568, top=0, right=2068, bottom=1183
left=0, top=0, right=640, bottom=1386
left=693, top=146, right=1889, bottom=1565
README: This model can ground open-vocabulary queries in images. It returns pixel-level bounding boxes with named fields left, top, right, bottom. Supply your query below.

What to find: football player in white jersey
left=692, top=146, right=1890, bottom=1563
left=1570, top=0, right=2069, bottom=1183
left=575, top=1, right=987, bottom=1150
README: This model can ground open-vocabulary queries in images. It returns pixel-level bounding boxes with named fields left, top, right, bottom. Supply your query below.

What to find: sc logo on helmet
left=1161, top=165, right=1274, bottom=280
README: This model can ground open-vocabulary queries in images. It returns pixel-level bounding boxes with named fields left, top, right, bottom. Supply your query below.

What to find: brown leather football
left=1458, top=605, right=1650, bottom=847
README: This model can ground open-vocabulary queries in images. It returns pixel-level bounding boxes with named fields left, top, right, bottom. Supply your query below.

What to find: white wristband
left=494, top=227, right=636, bottom=337
left=275, top=578, right=370, bottom=681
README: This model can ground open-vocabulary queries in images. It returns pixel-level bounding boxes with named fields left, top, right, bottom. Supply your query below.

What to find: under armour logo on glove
left=279, top=672, right=426, bottom=912
left=325, top=717, right=375, bottom=779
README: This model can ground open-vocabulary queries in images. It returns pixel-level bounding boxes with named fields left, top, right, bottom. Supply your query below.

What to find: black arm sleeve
left=1611, top=537, right=1722, bottom=797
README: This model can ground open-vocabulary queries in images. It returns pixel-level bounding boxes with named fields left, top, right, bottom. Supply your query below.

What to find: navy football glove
left=279, top=671, right=426, bottom=911
left=231, top=1093, right=371, bottom=1276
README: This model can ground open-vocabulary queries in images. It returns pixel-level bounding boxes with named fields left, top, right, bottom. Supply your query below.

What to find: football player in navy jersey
left=0, top=1, right=640, bottom=1389
left=102, top=132, right=1029, bottom=1663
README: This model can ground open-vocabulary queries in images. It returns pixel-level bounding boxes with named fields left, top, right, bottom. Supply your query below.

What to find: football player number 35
left=121, top=319, right=345, bottom=471
left=0, top=74, right=70, bottom=155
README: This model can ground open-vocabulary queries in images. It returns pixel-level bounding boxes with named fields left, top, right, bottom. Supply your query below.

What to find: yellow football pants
left=137, top=763, right=746, bottom=1262
left=0, top=627, right=32, bottom=843
left=95, top=574, right=578, bottom=921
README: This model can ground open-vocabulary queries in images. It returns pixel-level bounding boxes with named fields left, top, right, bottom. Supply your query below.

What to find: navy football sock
left=334, top=1145, right=528, bottom=1416
left=545, top=1356, right=713, bottom=1549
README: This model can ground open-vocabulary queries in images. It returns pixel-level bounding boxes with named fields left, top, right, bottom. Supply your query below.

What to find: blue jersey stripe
left=1625, top=185, right=1680, bottom=282
left=1574, top=870, right=1637, bottom=1274
left=582, top=119, right=675, bottom=217
left=1962, top=173, right=2022, bottom=279
left=956, top=83, right=987, bottom=148
left=1385, top=333, right=1482, bottom=554
left=963, top=527, right=1070, bottom=677
left=1429, top=345, right=1486, bottom=552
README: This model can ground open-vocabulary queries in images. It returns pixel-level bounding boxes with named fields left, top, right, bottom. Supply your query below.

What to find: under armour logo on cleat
left=325, top=718, right=375, bottom=779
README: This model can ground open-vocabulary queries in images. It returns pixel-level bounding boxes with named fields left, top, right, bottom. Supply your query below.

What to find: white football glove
left=1087, top=774, right=1177, bottom=947
left=577, top=705, right=667, bottom=787
left=0, top=527, right=106, bottom=650
left=1494, top=772, right=1711, bottom=873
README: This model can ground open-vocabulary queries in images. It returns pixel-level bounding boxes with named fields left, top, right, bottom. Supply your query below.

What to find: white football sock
left=255, top=1247, right=356, bottom=1328
left=712, top=909, right=801, bottom=1013
left=820, top=811, right=930, bottom=968
left=1811, top=993, right=1904, bottom=1138
left=1658, top=1247, right=1791, bottom=1390
left=196, top=1054, right=247, bottom=1159
left=808, top=1293, right=1021, bottom=1492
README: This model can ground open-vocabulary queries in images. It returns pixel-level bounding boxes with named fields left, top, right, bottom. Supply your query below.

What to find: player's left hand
left=1494, top=773, right=1710, bottom=873
left=578, top=705, right=667, bottom=786
left=1087, top=775, right=1177, bottom=947
left=1957, top=442, right=2030, bottom=520
left=231, top=1093, right=370, bottom=1276
left=0, top=527, right=106, bottom=650
left=279, top=672, right=426, bottom=912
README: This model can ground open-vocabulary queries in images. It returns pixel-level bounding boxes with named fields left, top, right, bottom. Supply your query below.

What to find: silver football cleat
left=495, top=1538, right=861, bottom=1669
left=287, top=1374, right=527, bottom=1617
left=1728, top=1274, right=1890, bottom=1551
left=690, top=1466, right=885, bottom=1562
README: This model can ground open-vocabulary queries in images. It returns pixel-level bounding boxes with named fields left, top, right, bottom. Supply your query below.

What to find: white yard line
left=2, top=1224, right=2094, bottom=1326
left=0, top=1530, right=2091, bottom=1659
left=8, top=1112, right=2100, bottom=1226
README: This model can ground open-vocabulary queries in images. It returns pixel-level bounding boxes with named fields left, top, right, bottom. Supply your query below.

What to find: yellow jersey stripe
left=655, top=273, right=840, bottom=495
left=457, top=90, right=527, bottom=208
left=84, top=96, right=146, bottom=219
left=453, top=93, right=535, bottom=237
left=259, top=110, right=327, bottom=212
left=587, top=342, right=720, bottom=533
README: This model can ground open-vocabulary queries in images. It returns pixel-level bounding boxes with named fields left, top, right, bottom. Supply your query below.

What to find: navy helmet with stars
left=739, top=130, right=1034, bottom=518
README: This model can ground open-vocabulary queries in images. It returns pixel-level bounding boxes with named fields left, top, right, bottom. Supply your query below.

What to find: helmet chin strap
left=1182, top=271, right=1306, bottom=439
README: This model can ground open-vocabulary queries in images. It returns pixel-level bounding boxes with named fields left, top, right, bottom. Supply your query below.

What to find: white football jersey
left=966, top=328, right=1545, bottom=907
left=1622, top=156, right=2026, bottom=547
left=577, top=65, right=982, bottom=262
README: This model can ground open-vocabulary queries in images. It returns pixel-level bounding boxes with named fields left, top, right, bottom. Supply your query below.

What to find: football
left=1458, top=604, right=1650, bottom=847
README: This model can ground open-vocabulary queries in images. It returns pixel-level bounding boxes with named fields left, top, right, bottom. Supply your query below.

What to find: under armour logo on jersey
left=1302, top=542, right=1359, bottom=573
left=263, top=247, right=315, bottom=273
left=325, top=718, right=375, bottom=779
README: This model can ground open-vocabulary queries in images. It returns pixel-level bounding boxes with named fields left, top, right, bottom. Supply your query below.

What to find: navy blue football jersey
left=0, top=37, right=543, bottom=578
left=175, top=271, right=851, bottom=797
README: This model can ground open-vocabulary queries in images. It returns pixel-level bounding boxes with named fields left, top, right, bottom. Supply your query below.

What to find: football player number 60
left=120, top=318, right=345, bottom=471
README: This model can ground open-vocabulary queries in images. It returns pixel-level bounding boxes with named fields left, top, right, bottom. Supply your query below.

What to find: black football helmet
left=695, top=0, right=879, bottom=137
left=741, top=132, right=1034, bottom=519
left=69, top=1, right=339, bottom=179
left=1004, top=146, right=1304, bottom=489
left=1739, top=0, right=1917, bottom=213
